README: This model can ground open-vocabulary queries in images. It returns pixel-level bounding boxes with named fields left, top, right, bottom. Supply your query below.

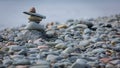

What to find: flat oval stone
left=46, top=54, right=59, bottom=62
left=13, top=58, right=31, bottom=65
left=92, top=48, right=105, bottom=54
left=55, top=43, right=67, bottom=49
left=62, top=47, right=74, bottom=54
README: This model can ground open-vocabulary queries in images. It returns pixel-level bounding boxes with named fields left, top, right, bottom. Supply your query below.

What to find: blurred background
left=0, top=0, right=120, bottom=29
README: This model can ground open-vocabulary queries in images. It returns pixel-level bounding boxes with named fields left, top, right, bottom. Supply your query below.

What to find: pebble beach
left=0, top=14, right=120, bottom=68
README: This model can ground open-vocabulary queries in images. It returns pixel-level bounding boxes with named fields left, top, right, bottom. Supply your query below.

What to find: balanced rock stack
left=23, top=7, right=46, bottom=31
left=0, top=8, right=120, bottom=68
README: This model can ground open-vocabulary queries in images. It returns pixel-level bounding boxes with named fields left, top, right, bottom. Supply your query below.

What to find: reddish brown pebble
left=100, top=58, right=111, bottom=63
left=29, top=7, right=36, bottom=13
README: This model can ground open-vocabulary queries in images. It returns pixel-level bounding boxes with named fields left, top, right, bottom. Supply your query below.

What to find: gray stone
left=70, top=63, right=91, bottom=68
left=25, top=43, right=36, bottom=48
left=13, top=58, right=31, bottom=65
left=12, top=55, right=25, bottom=60
left=45, top=42, right=57, bottom=46
left=30, top=60, right=50, bottom=68
left=8, top=45, right=26, bottom=52
left=62, top=47, right=74, bottom=54
left=3, top=58, right=13, bottom=67
left=78, top=40, right=91, bottom=47
left=24, top=22, right=45, bottom=31
left=0, top=35, right=4, bottom=42
left=91, top=48, right=105, bottom=54
left=46, top=30, right=56, bottom=38
left=17, top=49, right=27, bottom=55
left=46, top=54, right=59, bottom=62
left=55, top=43, right=67, bottom=49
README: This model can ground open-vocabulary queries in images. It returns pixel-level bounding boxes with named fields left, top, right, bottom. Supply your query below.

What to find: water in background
left=0, top=0, right=120, bottom=29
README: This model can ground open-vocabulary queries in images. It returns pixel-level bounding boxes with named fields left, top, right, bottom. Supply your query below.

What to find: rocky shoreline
left=0, top=14, right=120, bottom=68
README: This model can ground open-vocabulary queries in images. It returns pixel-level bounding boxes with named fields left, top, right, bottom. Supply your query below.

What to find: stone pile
left=0, top=14, right=120, bottom=68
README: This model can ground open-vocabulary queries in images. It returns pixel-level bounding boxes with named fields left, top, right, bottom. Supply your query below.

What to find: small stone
left=5, top=42, right=16, bottom=46
left=91, top=48, right=105, bottom=54
left=17, top=49, right=27, bottom=55
left=46, top=54, right=59, bottom=62
left=38, top=45, right=49, bottom=51
left=105, top=63, right=115, bottom=68
left=45, top=42, right=57, bottom=46
left=8, top=45, right=26, bottom=52
left=70, top=60, right=91, bottom=68
left=78, top=40, right=91, bottom=47
left=62, top=47, right=74, bottom=54
left=100, top=58, right=111, bottom=64
left=13, top=58, right=31, bottom=65
left=0, top=35, right=4, bottom=42
left=3, top=56, right=13, bottom=66
left=55, top=43, right=67, bottom=49
left=24, top=22, right=45, bottom=31
left=57, top=24, right=67, bottom=29
left=15, top=65, right=29, bottom=68
left=33, top=38, right=45, bottom=45
left=46, top=30, right=56, bottom=38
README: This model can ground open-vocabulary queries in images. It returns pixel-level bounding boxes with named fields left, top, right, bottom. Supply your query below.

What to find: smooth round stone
left=62, top=47, right=74, bottom=54
left=46, top=30, right=56, bottom=38
left=110, top=45, right=120, bottom=52
left=55, top=43, right=67, bottom=49
left=71, top=57, right=91, bottom=68
left=68, top=56, right=78, bottom=63
left=31, top=60, right=50, bottom=68
left=91, top=48, right=106, bottom=54
left=25, top=43, right=36, bottom=48
left=28, top=40, right=33, bottom=43
left=24, top=22, right=45, bottom=31
left=33, top=38, right=45, bottom=45
left=8, top=45, right=26, bottom=52
left=38, top=45, right=49, bottom=50
left=105, top=63, right=115, bottom=68
left=28, top=48, right=39, bottom=54
left=45, top=42, right=57, bottom=46
left=64, top=35, right=73, bottom=41
left=90, top=37, right=101, bottom=43
left=87, top=62, right=98, bottom=67
left=109, top=60, right=120, bottom=65
left=53, top=62, right=71, bottom=68
left=83, top=34, right=90, bottom=40
left=78, top=40, right=91, bottom=47
left=14, top=37, right=22, bottom=42
left=3, top=59, right=13, bottom=67
left=57, top=24, right=67, bottom=29
left=13, top=58, right=31, bottom=65
left=55, top=39, right=63, bottom=43
left=70, top=24, right=88, bottom=29
left=28, top=54, right=38, bottom=61
left=84, top=28, right=91, bottom=34
left=11, top=55, right=24, bottom=59
left=76, top=59, right=87, bottom=64
left=46, top=54, right=59, bottom=62
left=15, top=65, right=29, bottom=68
left=21, top=30, right=43, bottom=40
left=5, top=42, right=16, bottom=46
left=7, top=35, right=14, bottom=41
left=17, top=49, right=27, bottom=55
left=70, top=62, right=91, bottom=68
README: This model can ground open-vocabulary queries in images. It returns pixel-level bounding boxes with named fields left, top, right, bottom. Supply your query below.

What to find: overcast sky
left=0, top=0, right=120, bottom=29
